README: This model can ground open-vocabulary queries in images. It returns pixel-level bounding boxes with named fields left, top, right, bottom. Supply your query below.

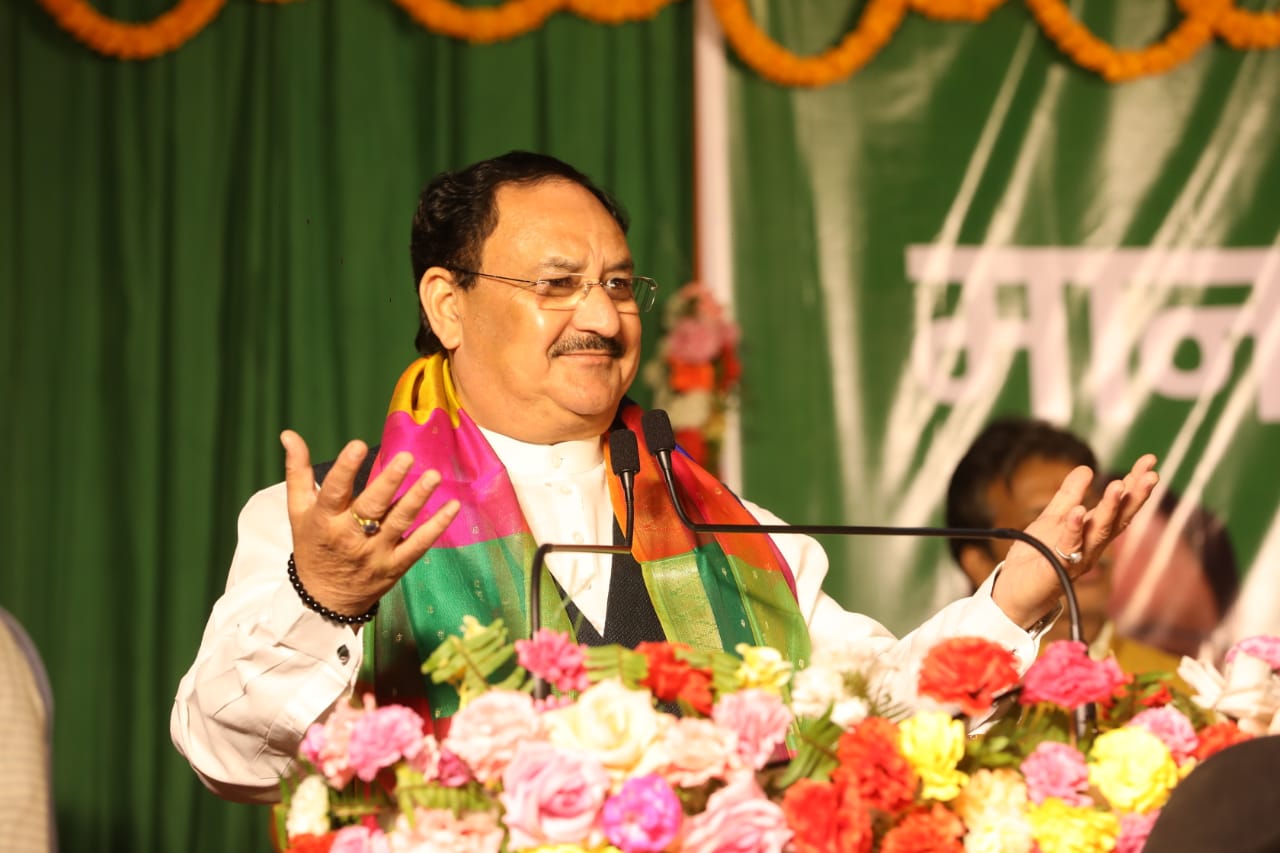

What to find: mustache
left=549, top=334, right=625, bottom=358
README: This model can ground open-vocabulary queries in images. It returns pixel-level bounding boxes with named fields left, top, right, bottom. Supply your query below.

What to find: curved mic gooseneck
left=638, top=408, right=1092, bottom=735
left=527, top=428, right=640, bottom=698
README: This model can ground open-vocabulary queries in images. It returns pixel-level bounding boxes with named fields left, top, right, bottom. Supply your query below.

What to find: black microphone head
left=608, top=429, right=641, bottom=475
left=640, top=409, right=677, bottom=455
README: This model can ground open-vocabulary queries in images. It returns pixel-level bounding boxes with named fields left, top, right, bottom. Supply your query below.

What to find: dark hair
left=945, top=416, right=1098, bottom=565
left=408, top=151, right=630, bottom=356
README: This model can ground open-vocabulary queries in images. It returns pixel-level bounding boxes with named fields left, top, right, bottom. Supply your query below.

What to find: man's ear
left=958, top=544, right=999, bottom=592
left=420, top=266, right=462, bottom=350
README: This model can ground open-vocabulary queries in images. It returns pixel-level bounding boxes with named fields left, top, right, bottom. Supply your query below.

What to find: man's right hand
left=280, top=429, right=460, bottom=620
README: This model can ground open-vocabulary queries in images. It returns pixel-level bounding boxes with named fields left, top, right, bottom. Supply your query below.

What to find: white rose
left=543, top=679, right=661, bottom=784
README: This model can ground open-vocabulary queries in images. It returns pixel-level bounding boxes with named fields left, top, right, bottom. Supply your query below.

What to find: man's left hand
left=993, top=454, right=1159, bottom=631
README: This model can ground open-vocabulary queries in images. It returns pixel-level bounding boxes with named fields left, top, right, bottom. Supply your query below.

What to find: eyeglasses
left=454, top=269, right=658, bottom=313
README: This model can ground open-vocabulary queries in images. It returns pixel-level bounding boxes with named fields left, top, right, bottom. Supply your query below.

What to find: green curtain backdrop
left=1, top=1, right=692, bottom=850
left=726, top=0, right=1280, bottom=635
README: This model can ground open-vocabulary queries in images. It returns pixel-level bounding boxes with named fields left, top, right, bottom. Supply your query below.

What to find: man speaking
left=171, top=151, right=1157, bottom=802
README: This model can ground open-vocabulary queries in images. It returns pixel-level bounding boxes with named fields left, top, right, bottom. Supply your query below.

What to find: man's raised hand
left=280, top=429, right=460, bottom=620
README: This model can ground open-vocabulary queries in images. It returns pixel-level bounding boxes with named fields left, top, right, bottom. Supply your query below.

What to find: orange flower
left=636, top=641, right=713, bottom=714
left=832, top=716, right=918, bottom=815
left=668, top=360, right=715, bottom=392
left=916, top=635, right=1021, bottom=718
left=879, top=803, right=964, bottom=853
left=781, top=778, right=873, bottom=853
left=1193, top=720, right=1253, bottom=762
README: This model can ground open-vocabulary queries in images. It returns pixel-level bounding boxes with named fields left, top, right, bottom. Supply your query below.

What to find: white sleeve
left=169, top=483, right=363, bottom=803
left=742, top=499, right=1046, bottom=707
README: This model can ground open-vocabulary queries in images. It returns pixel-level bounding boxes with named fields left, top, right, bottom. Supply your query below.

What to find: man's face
left=434, top=179, right=641, bottom=444
left=982, top=456, right=1111, bottom=623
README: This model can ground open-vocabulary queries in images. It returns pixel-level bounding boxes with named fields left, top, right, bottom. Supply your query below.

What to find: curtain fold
left=0, top=2, right=693, bottom=849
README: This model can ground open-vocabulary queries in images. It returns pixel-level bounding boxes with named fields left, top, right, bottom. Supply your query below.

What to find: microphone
left=527, top=428, right=641, bottom=698
left=639, top=409, right=1092, bottom=734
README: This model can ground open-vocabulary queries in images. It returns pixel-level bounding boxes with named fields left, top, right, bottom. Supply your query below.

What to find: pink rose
left=639, top=717, right=738, bottom=788
left=330, top=824, right=391, bottom=853
left=389, top=807, right=504, bottom=853
left=1128, top=707, right=1199, bottom=764
left=679, top=776, right=792, bottom=853
left=348, top=701, right=429, bottom=782
left=499, top=741, right=611, bottom=849
left=1020, top=641, right=1131, bottom=709
left=1020, top=741, right=1091, bottom=806
left=712, top=689, right=793, bottom=770
left=1115, top=810, right=1161, bottom=853
left=602, top=774, right=683, bottom=853
left=444, top=690, right=545, bottom=784
left=405, top=733, right=441, bottom=779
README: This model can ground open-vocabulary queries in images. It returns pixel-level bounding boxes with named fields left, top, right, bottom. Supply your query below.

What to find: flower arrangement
left=274, top=621, right=1280, bottom=853
left=642, top=281, right=741, bottom=477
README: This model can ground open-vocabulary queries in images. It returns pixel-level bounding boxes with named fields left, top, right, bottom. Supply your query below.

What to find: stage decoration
left=641, top=281, right=741, bottom=477
left=272, top=620, right=1279, bottom=852
left=36, top=0, right=1280, bottom=79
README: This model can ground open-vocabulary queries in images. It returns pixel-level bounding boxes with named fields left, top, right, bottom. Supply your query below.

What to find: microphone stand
left=527, top=429, right=639, bottom=699
left=639, top=409, right=1094, bottom=737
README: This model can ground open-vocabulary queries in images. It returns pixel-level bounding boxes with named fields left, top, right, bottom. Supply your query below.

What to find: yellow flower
left=734, top=643, right=792, bottom=694
left=1088, top=728, right=1179, bottom=814
left=897, top=711, right=968, bottom=801
left=1027, top=798, right=1120, bottom=853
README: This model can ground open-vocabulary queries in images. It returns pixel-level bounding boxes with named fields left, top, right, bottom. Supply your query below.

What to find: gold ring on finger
left=351, top=509, right=382, bottom=536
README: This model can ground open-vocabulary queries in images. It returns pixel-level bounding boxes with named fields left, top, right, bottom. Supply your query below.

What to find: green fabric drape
left=727, top=0, right=1280, bottom=634
left=0, top=1, right=693, bottom=849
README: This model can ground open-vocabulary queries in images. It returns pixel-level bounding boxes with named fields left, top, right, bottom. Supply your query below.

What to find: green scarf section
left=358, top=355, right=810, bottom=720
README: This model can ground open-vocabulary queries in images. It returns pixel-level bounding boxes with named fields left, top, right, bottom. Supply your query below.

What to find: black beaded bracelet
left=287, top=553, right=379, bottom=626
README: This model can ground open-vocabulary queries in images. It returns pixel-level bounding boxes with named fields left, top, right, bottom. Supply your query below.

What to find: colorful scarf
left=359, top=354, right=810, bottom=720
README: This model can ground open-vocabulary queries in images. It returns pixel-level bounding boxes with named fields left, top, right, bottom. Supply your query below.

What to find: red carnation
left=1140, top=684, right=1174, bottom=708
left=1193, top=720, right=1253, bottom=762
left=832, top=717, right=918, bottom=815
left=637, top=642, right=713, bottom=714
left=917, top=636, right=1021, bottom=717
left=880, top=804, right=965, bottom=853
left=781, top=778, right=873, bottom=853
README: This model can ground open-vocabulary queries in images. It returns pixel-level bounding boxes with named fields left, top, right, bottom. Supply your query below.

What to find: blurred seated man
left=945, top=417, right=1181, bottom=677
left=1109, top=487, right=1239, bottom=660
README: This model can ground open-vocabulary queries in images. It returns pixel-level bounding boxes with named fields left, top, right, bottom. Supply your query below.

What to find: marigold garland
left=36, top=0, right=225, bottom=60
left=909, top=0, right=1008, bottom=23
left=710, top=0, right=910, bottom=87
left=35, top=0, right=1280, bottom=80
